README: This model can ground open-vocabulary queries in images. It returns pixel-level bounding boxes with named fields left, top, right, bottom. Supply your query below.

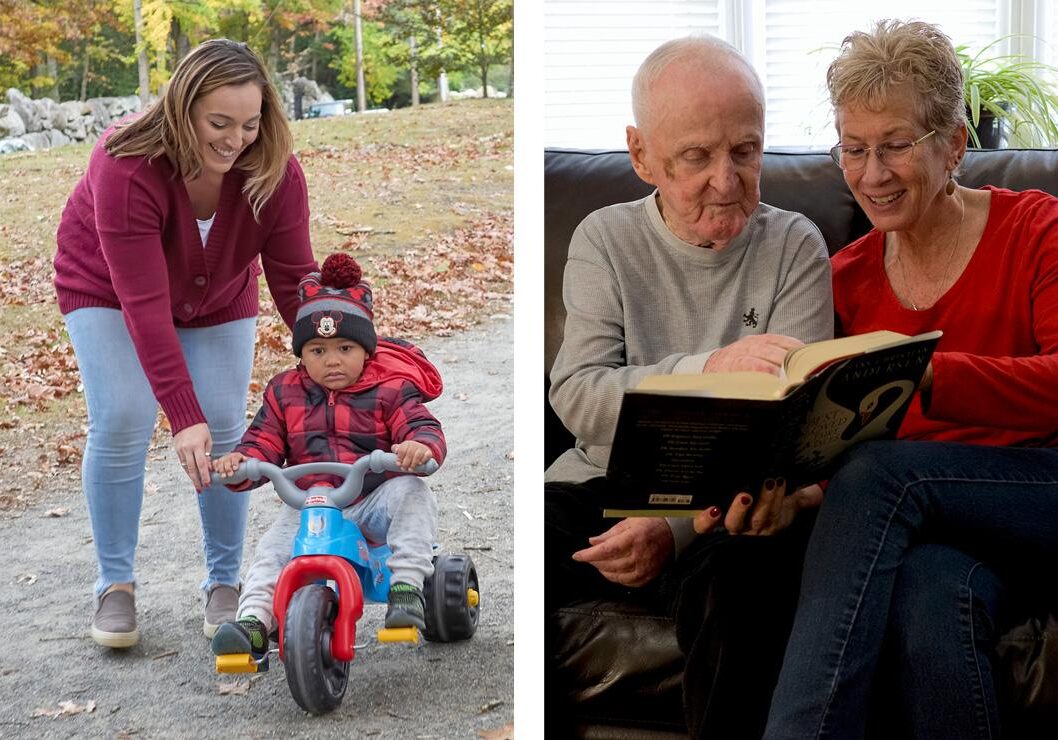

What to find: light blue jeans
left=65, top=308, right=256, bottom=597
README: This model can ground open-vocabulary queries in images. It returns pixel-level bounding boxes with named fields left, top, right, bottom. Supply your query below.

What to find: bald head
left=631, top=36, right=764, bottom=134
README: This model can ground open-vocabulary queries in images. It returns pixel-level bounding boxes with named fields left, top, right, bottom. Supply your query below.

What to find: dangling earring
left=945, top=175, right=956, bottom=196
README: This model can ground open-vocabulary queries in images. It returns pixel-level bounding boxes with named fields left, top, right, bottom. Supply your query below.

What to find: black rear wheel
left=423, top=553, right=479, bottom=642
left=282, top=584, right=349, bottom=714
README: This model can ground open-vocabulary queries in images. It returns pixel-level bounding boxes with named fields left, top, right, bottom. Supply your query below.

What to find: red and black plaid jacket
left=233, top=337, right=446, bottom=500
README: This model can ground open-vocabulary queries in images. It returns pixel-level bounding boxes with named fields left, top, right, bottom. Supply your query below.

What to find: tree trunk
left=436, top=23, right=448, bottom=102
left=312, top=29, right=320, bottom=79
left=475, top=2, right=488, bottom=98
left=169, top=18, right=189, bottom=67
left=81, top=53, right=90, bottom=101
left=409, top=36, right=419, bottom=107
left=354, top=0, right=366, bottom=112
left=133, top=0, right=150, bottom=104
left=268, top=31, right=280, bottom=78
left=46, top=55, right=59, bottom=99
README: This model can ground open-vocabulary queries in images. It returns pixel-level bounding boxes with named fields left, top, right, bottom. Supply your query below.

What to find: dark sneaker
left=211, top=616, right=269, bottom=659
left=203, top=584, right=240, bottom=638
left=91, top=589, right=139, bottom=648
left=385, top=583, right=426, bottom=630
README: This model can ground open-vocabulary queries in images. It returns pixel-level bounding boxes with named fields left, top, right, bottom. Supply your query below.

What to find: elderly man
left=545, top=36, right=833, bottom=738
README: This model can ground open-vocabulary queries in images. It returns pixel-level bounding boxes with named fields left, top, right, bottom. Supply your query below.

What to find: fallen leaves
left=477, top=723, right=514, bottom=740
left=217, top=681, right=250, bottom=696
left=0, top=257, right=55, bottom=308
left=248, top=213, right=512, bottom=389
left=32, top=700, right=96, bottom=718
left=1, top=327, right=80, bottom=410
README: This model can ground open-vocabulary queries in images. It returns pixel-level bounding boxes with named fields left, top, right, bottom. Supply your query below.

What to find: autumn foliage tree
left=0, top=0, right=512, bottom=107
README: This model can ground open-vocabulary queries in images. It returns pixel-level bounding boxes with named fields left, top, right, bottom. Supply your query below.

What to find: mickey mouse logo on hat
left=312, top=311, right=342, bottom=337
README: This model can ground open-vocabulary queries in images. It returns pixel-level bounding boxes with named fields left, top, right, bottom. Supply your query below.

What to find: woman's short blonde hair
left=827, top=19, right=965, bottom=137
left=106, top=39, right=292, bottom=221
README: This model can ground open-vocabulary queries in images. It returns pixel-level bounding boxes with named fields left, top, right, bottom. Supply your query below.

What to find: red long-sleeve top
left=832, top=186, right=1058, bottom=447
left=54, top=129, right=318, bottom=433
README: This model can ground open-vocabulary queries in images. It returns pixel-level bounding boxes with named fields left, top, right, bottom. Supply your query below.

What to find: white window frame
left=543, top=0, right=1055, bottom=149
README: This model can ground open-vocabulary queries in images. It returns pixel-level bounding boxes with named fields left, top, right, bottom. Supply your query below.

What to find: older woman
left=761, top=20, right=1058, bottom=739
left=55, top=39, right=317, bottom=648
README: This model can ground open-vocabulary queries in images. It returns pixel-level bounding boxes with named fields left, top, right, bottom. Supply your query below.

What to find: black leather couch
left=545, top=147, right=1058, bottom=738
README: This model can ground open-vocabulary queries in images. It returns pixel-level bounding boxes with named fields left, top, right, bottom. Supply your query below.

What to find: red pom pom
left=321, top=253, right=362, bottom=288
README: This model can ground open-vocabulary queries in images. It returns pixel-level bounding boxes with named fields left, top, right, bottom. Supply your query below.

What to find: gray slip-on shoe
left=91, top=589, right=139, bottom=648
left=203, top=584, right=241, bottom=639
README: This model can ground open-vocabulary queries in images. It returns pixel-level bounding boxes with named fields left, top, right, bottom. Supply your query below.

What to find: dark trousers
left=545, top=478, right=684, bottom=734
left=545, top=476, right=815, bottom=739
left=674, top=510, right=815, bottom=740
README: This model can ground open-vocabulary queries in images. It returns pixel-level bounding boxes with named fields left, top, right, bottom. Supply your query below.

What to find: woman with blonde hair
left=760, top=20, right=1058, bottom=739
left=54, top=38, right=318, bottom=648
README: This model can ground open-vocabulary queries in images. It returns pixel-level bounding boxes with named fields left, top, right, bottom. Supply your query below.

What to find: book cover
left=603, top=330, right=942, bottom=517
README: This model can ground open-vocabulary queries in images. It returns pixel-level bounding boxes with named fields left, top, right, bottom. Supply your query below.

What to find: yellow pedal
left=215, top=653, right=259, bottom=673
left=467, top=588, right=480, bottom=608
left=377, top=627, right=420, bottom=644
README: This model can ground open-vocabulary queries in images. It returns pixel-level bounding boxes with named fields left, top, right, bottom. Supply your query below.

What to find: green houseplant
left=958, top=37, right=1058, bottom=148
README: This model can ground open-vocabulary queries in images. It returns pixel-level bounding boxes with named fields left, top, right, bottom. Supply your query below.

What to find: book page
left=635, top=371, right=784, bottom=400
left=783, top=330, right=911, bottom=383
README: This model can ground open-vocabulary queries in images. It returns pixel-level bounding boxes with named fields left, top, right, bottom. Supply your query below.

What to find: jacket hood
left=297, top=337, right=442, bottom=400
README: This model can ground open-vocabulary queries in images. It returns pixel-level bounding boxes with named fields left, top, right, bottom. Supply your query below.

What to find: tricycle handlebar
left=219, top=450, right=438, bottom=509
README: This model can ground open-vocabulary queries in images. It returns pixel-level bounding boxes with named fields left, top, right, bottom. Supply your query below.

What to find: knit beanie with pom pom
left=291, top=253, right=377, bottom=356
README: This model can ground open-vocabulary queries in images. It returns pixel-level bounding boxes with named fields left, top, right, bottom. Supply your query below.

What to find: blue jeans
left=65, top=308, right=256, bottom=596
left=764, top=440, right=1058, bottom=740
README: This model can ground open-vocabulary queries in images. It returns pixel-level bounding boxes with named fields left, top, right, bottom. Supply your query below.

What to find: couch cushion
left=553, top=599, right=686, bottom=734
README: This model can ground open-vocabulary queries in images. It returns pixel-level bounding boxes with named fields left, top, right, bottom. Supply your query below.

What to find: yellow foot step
left=215, top=653, right=260, bottom=673
left=377, top=627, right=421, bottom=644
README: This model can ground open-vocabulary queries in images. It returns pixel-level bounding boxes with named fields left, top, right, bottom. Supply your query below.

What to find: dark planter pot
left=967, top=104, right=1008, bottom=149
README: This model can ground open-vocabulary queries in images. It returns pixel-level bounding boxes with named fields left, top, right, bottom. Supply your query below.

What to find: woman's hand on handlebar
left=392, top=440, right=433, bottom=471
left=211, top=451, right=246, bottom=478
left=174, top=422, right=212, bottom=492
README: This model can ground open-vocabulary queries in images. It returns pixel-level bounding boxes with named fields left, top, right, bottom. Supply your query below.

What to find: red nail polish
left=776, top=477, right=786, bottom=488
left=740, top=494, right=752, bottom=507
left=765, top=479, right=775, bottom=491
left=709, top=506, right=721, bottom=518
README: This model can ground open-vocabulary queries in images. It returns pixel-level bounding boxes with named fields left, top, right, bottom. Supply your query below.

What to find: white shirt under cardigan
left=546, top=191, right=835, bottom=554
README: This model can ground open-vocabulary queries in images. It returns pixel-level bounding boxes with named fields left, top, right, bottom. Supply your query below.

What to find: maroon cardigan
left=54, top=131, right=318, bottom=433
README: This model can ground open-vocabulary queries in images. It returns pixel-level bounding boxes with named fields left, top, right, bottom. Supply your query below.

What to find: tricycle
left=214, top=450, right=479, bottom=714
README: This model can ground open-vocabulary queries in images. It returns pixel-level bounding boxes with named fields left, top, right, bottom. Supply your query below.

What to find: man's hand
left=694, top=481, right=824, bottom=537
left=572, top=517, right=674, bottom=587
left=174, top=422, right=212, bottom=492
left=704, top=334, right=804, bottom=375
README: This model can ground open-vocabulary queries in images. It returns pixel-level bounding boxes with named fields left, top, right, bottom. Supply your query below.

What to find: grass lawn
left=0, top=98, right=512, bottom=512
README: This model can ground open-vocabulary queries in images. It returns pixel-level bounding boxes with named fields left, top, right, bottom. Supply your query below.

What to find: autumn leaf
left=217, top=681, right=249, bottom=696
left=477, top=723, right=514, bottom=740
left=32, top=700, right=96, bottom=718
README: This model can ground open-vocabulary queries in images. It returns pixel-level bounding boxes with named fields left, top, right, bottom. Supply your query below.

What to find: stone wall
left=0, top=78, right=343, bottom=154
left=0, top=88, right=142, bottom=154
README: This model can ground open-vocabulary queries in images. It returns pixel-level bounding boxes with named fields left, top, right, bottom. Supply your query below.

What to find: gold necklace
left=893, top=194, right=966, bottom=311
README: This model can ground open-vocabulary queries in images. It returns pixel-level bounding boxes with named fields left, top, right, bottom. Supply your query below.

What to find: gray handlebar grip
left=216, top=457, right=264, bottom=486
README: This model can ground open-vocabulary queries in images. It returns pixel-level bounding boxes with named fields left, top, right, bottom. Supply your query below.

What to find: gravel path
left=0, top=317, right=513, bottom=739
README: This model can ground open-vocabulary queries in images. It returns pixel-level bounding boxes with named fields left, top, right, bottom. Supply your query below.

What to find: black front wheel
left=282, top=584, right=349, bottom=714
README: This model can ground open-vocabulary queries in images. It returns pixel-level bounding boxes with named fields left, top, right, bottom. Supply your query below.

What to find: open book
left=603, top=330, right=942, bottom=517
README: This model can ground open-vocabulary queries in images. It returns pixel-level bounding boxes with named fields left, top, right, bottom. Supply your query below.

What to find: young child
left=210, top=253, right=445, bottom=658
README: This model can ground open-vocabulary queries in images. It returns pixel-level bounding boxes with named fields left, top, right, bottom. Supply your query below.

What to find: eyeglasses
left=829, top=130, right=936, bottom=171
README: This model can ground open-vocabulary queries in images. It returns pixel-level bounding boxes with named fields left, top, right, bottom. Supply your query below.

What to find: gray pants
left=238, top=475, right=437, bottom=632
